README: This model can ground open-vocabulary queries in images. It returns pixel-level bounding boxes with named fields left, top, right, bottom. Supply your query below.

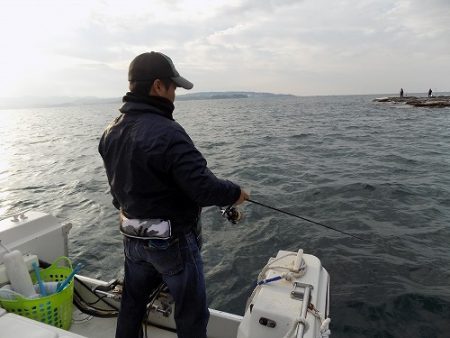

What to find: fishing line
left=246, top=198, right=368, bottom=242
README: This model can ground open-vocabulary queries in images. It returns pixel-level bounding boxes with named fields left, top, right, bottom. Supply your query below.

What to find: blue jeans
left=115, top=231, right=209, bottom=338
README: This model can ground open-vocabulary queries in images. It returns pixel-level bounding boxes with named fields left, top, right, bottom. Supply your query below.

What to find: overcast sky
left=0, top=0, right=449, bottom=98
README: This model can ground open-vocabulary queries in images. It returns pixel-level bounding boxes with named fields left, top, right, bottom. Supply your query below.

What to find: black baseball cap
left=128, top=52, right=193, bottom=90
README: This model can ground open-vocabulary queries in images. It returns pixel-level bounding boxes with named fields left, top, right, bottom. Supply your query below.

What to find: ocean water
left=1, top=95, right=450, bottom=337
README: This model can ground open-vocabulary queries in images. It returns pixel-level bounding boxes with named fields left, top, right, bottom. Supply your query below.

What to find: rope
left=246, top=253, right=299, bottom=309
left=308, top=304, right=331, bottom=338
left=257, top=253, right=296, bottom=281
left=320, top=318, right=331, bottom=338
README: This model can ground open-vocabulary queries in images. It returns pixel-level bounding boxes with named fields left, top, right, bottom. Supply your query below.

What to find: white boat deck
left=70, top=309, right=118, bottom=338
left=71, top=309, right=176, bottom=338
left=0, top=306, right=241, bottom=338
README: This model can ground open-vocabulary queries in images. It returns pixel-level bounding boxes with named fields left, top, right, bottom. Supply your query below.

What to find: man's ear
left=150, top=79, right=163, bottom=96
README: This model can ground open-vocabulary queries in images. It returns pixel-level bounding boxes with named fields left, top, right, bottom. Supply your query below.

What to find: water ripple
left=1, top=96, right=450, bottom=337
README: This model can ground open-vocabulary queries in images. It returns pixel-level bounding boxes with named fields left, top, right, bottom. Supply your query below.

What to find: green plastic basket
left=0, top=256, right=74, bottom=330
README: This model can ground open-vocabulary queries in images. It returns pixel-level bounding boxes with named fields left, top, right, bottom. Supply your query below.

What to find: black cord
left=73, top=275, right=119, bottom=317
left=85, top=294, right=108, bottom=306
left=144, top=283, right=166, bottom=338
left=73, top=288, right=118, bottom=318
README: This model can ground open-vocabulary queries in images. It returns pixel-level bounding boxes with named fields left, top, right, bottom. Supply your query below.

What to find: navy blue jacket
left=99, top=93, right=241, bottom=234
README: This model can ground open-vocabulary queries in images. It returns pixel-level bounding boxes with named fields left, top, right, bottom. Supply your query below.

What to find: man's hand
left=235, top=189, right=250, bottom=205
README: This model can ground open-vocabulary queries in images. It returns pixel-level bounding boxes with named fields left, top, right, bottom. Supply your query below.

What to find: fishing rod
left=220, top=199, right=368, bottom=242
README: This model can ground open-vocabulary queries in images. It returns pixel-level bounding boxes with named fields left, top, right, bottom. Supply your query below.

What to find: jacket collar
left=120, top=92, right=175, bottom=120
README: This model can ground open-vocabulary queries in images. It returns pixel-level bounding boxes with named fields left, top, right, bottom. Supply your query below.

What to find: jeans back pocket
left=145, top=238, right=183, bottom=276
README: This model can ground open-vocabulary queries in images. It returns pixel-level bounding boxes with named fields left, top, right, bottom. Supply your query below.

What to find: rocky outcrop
left=373, top=96, right=450, bottom=107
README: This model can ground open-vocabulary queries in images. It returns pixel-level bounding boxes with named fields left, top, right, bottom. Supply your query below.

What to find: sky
left=0, top=0, right=449, bottom=98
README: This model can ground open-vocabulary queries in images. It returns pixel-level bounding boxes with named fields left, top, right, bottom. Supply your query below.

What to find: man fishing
left=99, top=51, right=249, bottom=338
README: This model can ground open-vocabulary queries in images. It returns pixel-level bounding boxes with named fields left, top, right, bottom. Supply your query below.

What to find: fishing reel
left=220, top=205, right=243, bottom=224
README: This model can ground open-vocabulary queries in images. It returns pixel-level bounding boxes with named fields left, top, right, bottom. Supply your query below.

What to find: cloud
left=217, top=0, right=303, bottom=18
left=384, top=1, right=450, bottom=45
left=1, top=0, right=449, bottom=97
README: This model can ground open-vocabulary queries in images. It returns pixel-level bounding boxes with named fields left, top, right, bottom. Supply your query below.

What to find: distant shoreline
left=2, top=91, right=449, bottom=110
left=0, top=91, right=296, bottom=109
left=177, top=91, right=296, bottom=101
